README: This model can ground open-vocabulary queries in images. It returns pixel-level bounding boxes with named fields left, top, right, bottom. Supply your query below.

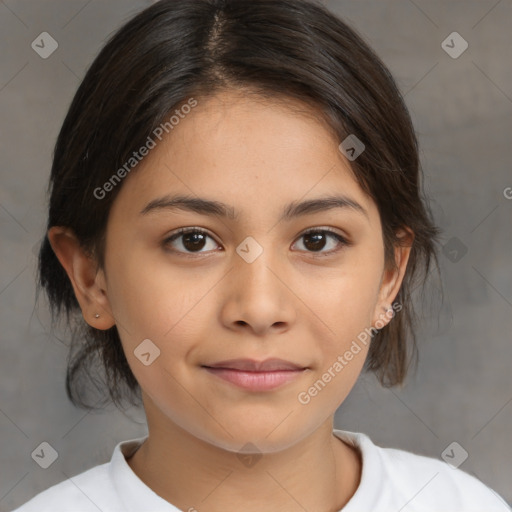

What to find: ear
left=47, top=226, right=116, bottom=330
left=371, top=228, right=414, bottom=329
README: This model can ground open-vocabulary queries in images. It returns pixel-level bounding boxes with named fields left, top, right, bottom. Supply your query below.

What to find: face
left=56, top=89, right=410, bottom=453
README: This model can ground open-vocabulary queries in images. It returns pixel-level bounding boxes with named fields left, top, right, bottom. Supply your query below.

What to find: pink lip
left=202, top=358, right=308, bottom=391
left=203, top=367, right=306, bottom=391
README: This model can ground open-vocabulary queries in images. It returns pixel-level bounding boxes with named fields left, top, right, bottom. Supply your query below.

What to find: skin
left=49, top=89, right=413, bottom=512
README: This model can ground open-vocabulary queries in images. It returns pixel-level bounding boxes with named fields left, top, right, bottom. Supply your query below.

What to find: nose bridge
left=234, top=234, right=282, bottom=292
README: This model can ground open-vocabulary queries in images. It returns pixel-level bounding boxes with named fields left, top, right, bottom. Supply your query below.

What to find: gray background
left=1, top=0, right=511, bottom=510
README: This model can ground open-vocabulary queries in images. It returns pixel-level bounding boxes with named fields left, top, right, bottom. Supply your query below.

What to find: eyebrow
left=139, top=193, right=368, bottom=221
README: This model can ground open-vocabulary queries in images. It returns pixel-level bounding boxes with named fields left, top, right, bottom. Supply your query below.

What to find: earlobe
left=47, top=226, right=116, bottom=330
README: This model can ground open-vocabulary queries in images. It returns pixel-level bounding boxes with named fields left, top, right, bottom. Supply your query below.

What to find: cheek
left=295, top=263, right=380, bottom=411
left=105, top=247, right=193, bottom=334
left=306, top=252, right=383, bottom=337
left=106, top=251, right=218, bottom=383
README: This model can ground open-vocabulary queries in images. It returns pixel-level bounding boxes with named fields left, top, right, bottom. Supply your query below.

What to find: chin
left=193, top=420, right=308, bottom=455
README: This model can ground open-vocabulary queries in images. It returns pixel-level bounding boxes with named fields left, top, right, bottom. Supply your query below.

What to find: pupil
left=304, top=232, right=325, bottom=251
left=184, top=232, right=206, bottom=251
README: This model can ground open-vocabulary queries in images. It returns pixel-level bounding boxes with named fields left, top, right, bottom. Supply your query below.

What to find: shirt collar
left=333, top=429, right=390, bottom=510
left=108, top=430, right=384, bottom=511
left=108, top=434, right=180, bottom=511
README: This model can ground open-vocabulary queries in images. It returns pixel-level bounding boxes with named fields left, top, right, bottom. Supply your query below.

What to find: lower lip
left=203, top=367, right=306, bottom=391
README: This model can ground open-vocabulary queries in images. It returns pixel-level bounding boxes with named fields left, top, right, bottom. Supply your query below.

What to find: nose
left=220, top=240, right=297, bottom=336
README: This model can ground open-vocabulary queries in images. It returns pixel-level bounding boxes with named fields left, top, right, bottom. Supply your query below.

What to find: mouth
left=201, top=358, right=309, bottom=392
left=203, top=358, right=307, bottom=372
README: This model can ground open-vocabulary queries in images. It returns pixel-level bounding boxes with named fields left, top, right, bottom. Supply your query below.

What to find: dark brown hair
left=37, top=0, right=442, bottom=410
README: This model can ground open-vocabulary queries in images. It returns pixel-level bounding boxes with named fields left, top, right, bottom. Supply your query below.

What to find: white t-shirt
left=11, top=429, right=511, bottom=512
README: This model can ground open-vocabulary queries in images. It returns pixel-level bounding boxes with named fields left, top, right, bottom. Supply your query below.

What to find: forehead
left=110, top=90, right=378, bottom=224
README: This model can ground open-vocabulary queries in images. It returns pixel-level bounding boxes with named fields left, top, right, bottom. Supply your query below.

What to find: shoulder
left=10, top=462, right=116, bottom=512
left=382, top=444, right=509, bottom=509
left=334, top=429, right=511, bottom=511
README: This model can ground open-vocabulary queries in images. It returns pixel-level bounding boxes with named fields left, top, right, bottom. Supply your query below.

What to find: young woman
left=13, top=0, right=511, bottom=510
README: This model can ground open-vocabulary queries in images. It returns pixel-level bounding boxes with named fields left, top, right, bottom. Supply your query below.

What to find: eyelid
left=294, top=226, right=352, bottom=256
left=300, top=226, right=349, bottom=241
left=164, top=226, right=219, bottom=246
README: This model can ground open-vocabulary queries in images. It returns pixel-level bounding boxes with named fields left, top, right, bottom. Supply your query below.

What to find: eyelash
left=163, top=227, right=351, bottom=258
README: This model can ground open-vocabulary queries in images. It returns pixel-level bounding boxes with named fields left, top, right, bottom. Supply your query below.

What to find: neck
left=127, top=410, right=361, bottom=512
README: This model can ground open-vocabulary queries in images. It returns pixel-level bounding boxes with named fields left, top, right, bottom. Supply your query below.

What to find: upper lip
left=203, top=358, right=306, bottom=371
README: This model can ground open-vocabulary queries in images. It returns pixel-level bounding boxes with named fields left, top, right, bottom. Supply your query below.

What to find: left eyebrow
left=139, top=194, right=369, bottom=221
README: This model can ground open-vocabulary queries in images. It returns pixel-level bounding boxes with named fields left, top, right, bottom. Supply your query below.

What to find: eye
left=163, top=227, right=220, bottom=256
left=163, top=227, right=351, bottom=258
left=292, top=228, right=350, bottom=256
